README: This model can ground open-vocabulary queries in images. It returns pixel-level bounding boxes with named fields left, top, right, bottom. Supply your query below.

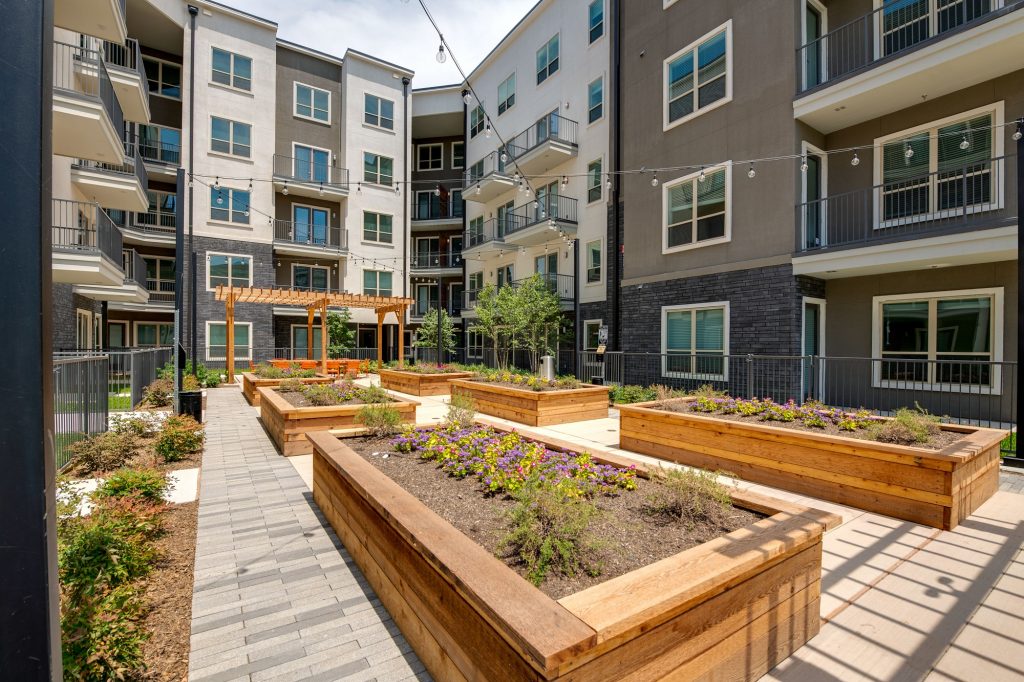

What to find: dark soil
left=652, top=400, right=964, bottom=451
left=345, top=436, right=762, bottom=599
left=278, top=390, right=370, bottom=408
left=141, top=501, right=198, bottom=681
left=467, top=378, right=587, bottom=393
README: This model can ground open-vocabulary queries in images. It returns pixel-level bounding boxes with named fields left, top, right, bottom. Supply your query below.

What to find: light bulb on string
left=435, top=43, right=446, bottom=63
left=698, top=167, right=706, bottom=183
left=606, top=175, right=612, bottom=190
left=500, top=151, right=508, bottom=163
left=394, top=185, right=400, bottom=195
left=561, top=175, right=568, bottom=190
left=960, top=134, right=970, bottom=150
left=513, top=172, right=520, bottom=182
left=904, top=143, right=914, bottom=159
left=800, top=157, right=808, bottom=172
left=434, top=186, right=441, bottom=197
left=747, top=164, right=756, bottom=179
left=213, top=177, right=220, bottom=191
left=1013, top=121, right=1023, bottom=141
left=484, top=122, right=492, bottom=139
left=283, top=182, right=289, bottom=195
left=851, top=152, right=860, bottom=166
left=318, top=183, right=324, bottom=196
left=650, top=173, right=659, bottom=187
left=462, top=91, right=472, bottom=105
left=476, top=185, right=482, bottom=195
left=216, top=192, right=224, bottom=205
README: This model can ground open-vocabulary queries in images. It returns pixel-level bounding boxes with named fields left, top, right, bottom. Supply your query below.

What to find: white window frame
left=800, top=140, right=828, bottom=248
left=209, top=186, right=250, bottom=225
left=210, top=47, right=252, bottom=92
left=468, top=271, right=484, bottom=292
left=497, top=73, right=516, bottom=115
left=205, top=320, right=252, bottom=362
left=661, top=162, right=732, bottom=254
left=133, top=321, right=174, bottom=348
left=871, top=287, right=1003, bottom=394
left=143, top=255, right=175, bottom=294
left=587, top=158, right=603, bottom=203
left=289, top=324, right=325, bottom=360
left=583, top=319, right=603, bottom=350
left=363, top=210, right=394, bottom=244
left=588, top=0, right=605, bottom=44
left=363, top=151, right=394, bottom=186
left=143, top=56, right=181, bottom=100
left=293, top=81, right=331, bottom=124
left=801, top=296, right=827, bottom=399
left=363, top=269, right=393, bottom=297
left=291, top=263, right=330, bottom=292
left=661, top=301, right=730, bottom=380
left=291, top=141, right=334, bottom=183
left=469, top=106, right=485, bottom=138
left=872, top=102, right=1004, bottom=229
left=466, top=330, right=484, bottom=359
left=451, top=141, right=465, bottom=169
left=587, top=77, right=603, bottom=124
left=663, top=20, right=733, bottom=131
left=536, top=33, right=560, bottom=85
left=76, top=309, right=94, bottom=350
left=417, top=143, right=444, bottom=171
left=800, top=0, right=828, bottom=91
left=206, top=252, right=252, bottom=292
left=364, top=93, right=395, bottom=131
left=585, top=239, right=602, bottom=285
left=209, top=115, right=251, bottom=159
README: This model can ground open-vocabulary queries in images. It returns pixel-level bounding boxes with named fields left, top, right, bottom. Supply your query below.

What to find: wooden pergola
left=214, top=286, right=413, bottom=382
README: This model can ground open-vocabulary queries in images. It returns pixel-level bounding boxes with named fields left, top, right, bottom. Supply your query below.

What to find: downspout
left=402, top=77, right=411, bottom=360
left=187, top=4, right=198, bottom=374
left=609, top=0, right=622, bottom=351
left=460, top=89, right=469, bottom=351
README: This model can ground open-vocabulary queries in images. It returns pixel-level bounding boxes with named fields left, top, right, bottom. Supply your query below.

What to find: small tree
left=327, top=308, right=356, bottom=358
left=470, top=284, right=509, bottom=369
left=512, top=275, right=563, bottom=371
left=414, top=308, right=457, bottom=359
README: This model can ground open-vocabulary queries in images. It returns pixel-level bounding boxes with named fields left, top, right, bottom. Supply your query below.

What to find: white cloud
left=226, top=0, right=538, bottom=87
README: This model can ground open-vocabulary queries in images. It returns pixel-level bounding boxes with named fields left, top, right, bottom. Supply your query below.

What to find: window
left=207, top=253, right=251, bottom=290
left=467, top=331, right=483, bottom=359
left=363, top=152, right=394, bottom=185
left=589, top=0, right=604, bottom=43
left=143, top=57, right=181, bottom=99
left=76, top=309, right=94, bottom=350
left=452, top=141, right=465, bottom=169
left=586, top=240, right=601, bottom=283
left=139, top=190, right=176, bottom=227
left=664, top=165, right=729, bottom=252
left=877, top=107, right=998, bottom=226
left=467, top=216, right=484, bottom=246
left=363, top=211, right=393, bottom=243
left=584, top=320, right=602, bottom=350
left=662, top=303, right=728, bottom=379
left=363, top=270, right=393, bottom=297
left=293, top=144, right=332, bottom=183
left=291, top=326, right=324, bottom=360
left=293, top=205, right=329, bottom=245
left=417, top=143, right=443, bottom=171
left=295, top=82, right=330, bottom=123
left=137, top=125, right=181, bottom=164
left=211, top=48, right=252, bottom=91
left=470, top=106, right=485, bottom=138
left=588, top=77, right=603, bottom=123
left=207, top=322, right=251, bottom=361
left=497, top=264, right=514, bottom=289
left=292, top=264, right=329, bottom=291
left=364, top=93, right=394, bottom=130
left=210, top=187, right=250, bottom=224
left=143, top=256, right=174, bottom=295
left=802, top=1, right=825, bottom=90
left=136, top=322, right=173, bottom=347
left=874, top=289, right=1001, bottom=391
left=210, top=117, right=251, bottom=158
left=536, top=34, right=560, bottom=84
left=468, top=159, right=485, bottom=184
left=468, top=271, right=483, bottom=292
left=498, top=73, right=516, bottom=114
left=587, top=159, right=603, bottom=202
left=664, top=22, right=731, bottom=129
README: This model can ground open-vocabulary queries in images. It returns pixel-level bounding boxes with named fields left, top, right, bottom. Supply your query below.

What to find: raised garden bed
left=258, top=386, right=418, bottom=456
left=309, top=427, right=838, bottom=681
left=619, top=399, right=1005, bottom=530
left=378, top=367, right=476, bottom=396
left=241, top=372, right=334, bottom=406
left=449, top=379, right=611, bottom=427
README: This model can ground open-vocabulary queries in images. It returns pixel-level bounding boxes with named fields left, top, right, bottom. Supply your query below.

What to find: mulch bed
left=345, top=436, right=762, bottom=599
left=141, top=500, right=198, bottom=681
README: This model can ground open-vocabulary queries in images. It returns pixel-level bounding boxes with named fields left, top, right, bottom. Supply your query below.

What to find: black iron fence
left=507, top=194, right=579, bottom=233
left=273, top=219, right=348, bottom=251
left=73, top=139, right=149, bottom=194
left=54, top=347, right=173, bottom=413
left=53, top=356, right=109, bottom=470
left=273, top=153, right=349, bottom=188
left=411, top=250, right=463, bottom=269
left=463, top=150, right=510, bottom=187
left=506, top=112, right=579, bottom=158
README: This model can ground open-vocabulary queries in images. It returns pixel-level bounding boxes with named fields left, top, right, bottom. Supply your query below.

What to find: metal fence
left=53, top=356, right=109, bottom=470
left=54, top=347, right=173, bottom=412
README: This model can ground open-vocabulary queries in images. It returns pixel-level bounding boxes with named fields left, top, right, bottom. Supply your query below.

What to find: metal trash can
left=179, top=390, right=203, bottom=422
left=540, top=355, right=555, bottom=381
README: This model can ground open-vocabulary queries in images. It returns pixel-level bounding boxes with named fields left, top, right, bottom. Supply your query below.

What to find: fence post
left=746, top=355, right=754, bottom=399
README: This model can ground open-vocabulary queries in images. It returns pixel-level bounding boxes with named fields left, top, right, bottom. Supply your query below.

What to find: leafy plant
left=61, top=584, right=148, bottom=682
left=327, top=308, right=356, bottom=358
left=94, top=468, right=169, bottom=504
left=253, top=362, right=285, bottom=379
left=159, top=360, right=220, bottom=388
left=68, top=431, right=141, bottom=475
left=414, top=307, right=458, bottom=355
left=142, top=378, right=173, bottom=407
left=357, top=384, right=392, bottom=405
left=278, top=377, right=305, bottom=393
left=445, top=393, right=477, bottom=429
left=109, top=413, right=161, bottom=438
left=643, top=468, right=733, bottom=532
left=182, top=374, right=202, bottom=392
left=610, top=385, right=658, bottom=404
left=870, top=405, right=941, bottom=445
left=357, top=404, right=402, bottom=437
left=154, top=415, right=204, bottom=462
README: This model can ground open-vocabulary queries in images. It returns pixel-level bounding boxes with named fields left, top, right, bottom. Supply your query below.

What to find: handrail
left=410, top=251, right=463, bottom=269
left=52, top=198, right=124, bottom=266
left=53, top=42, right=124, bottom=143
left=273, top=219, right=349, bottom=251
left=273, top=153, right=349, bottom=188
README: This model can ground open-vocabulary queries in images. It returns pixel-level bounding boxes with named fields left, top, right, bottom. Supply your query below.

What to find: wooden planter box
left=258, top=387, right=418, bottom=456
left=379, top=368, right=476, bottom=396
left=309, top=430, right=838, bottom=681
left=241, top=372, right=334, bottom=406
left=449, top=379, right=610, bottom=426
left=618, top=400, right=1006, bottom=530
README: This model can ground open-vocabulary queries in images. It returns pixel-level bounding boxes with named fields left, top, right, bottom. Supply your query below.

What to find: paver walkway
left=188, top=388, right=426, bottom=682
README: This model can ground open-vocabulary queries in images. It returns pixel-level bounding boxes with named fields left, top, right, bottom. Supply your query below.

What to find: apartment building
left=617, top=0, right=1020, bottom=415
left=460, top=0, right=611, bottom=360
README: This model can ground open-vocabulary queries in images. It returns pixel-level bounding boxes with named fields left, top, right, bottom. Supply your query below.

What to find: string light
left=435, top=43, right=446, bottom=63
left=561, top=175, right=568, bottom=189
left=747, top=164, right=756, bottom=179
left=1014, top=120, right=1023, bottom=141
left=462, top=90, right=473, bottom=105
left=318, top=182, right=324, bottom=196
left=606, top=174, right=612, bottom=190
left=904, top=142, right=914, bottom=159
left=500, top=151, right=508, bottom=163
left=851, top=152, right=860, bottom=166
left=282, top=182, right=289, bottom=195
left=213, top=176, right=220, bottom=190
left=484, top=121, right=492, bottom=139
left=433, top=185, right=441, bottom=197
left=698, top=167, right=706, bottom=183
left=800, top=157, right=808, bottom=172
left=650, top=173, right=659, bottom=187
left=960, top=134, right=970, bottom=150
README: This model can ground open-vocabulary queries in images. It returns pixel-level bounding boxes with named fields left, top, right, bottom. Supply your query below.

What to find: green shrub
left=68, top=431, right=140, bottom=474
left=302, top=384, right=344, bottom=406
left=61, top=584, right=148, bottom=682
left=357, top=384, right=392, bottom=405
left=870, top=406, right=940, bottom=445
left=253, top=362, right=285, bottom=379
left=109, top=413, right=160, bottom=438
left=142, top=378, right=173, bottom=407
left=692, top=384, right=727, bottom=399
left=643, top=468, right=732, bottom=531
left=159, top=360, right=220, bottom=388
left=357, top=404, right=402, bottom=437
left=182, top=374, right=201, bottom=392
left=278, top=377, right=305, bottom=393
left=94, top=468, right=169, bottom=504
left=500, top=484, right=602, bottom=586
left=154, top=415, right=204, bottom=462
left=445, top=393, right=476, bottom=429
left=610, top=385, right=658, bottom=404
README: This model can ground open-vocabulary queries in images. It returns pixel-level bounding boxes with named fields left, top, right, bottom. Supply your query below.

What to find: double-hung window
left=363, top=211, right=393, bottom=243
left=588, top=1, right=604, bottom=43
left=587, top=160, right=603, bottom=203
left=295, top=83, right=330, bottom=123
left=363, top=270, right=393, bottom=297
left=210, top=187, right=249, bottom=224
left=452, top=142, right=465, bottom=169
left=363, top=152, right=394, bottom=185
left=467, top=216, right=484, bottom=247
left=211, top=48, right=252, bottom=91
left=586, top=240, right=602, bottom=283
left=137, top=322, right=173, bottom=347
left=468, top=271, right=483, bottom=293
left=210, top=117, right=251, bottom=158
left=293, top=144, right=331, bottom=183
left=664, top=165, right=729, bottom=251
left=143, top=257, right=174, bottom=296
left=293, top=264, right=329, bottom=292
left=364, top=94, right=394, bottom=130
left=141, top=190, right=176, bottom=227
left=207, top=253, right=251, bottom=290
left=664, top=22, right=730, bottom=128
left=536, top=34, right=559, bottom=84
left=588, top=77, right=603, bottom=123
left=467, top=330, right=483, bottom=359
left=498, top=73, right=516, bottom=114
left=417, top=143, right=443, bottom=171
left=470, top=106, right=485, bottom=138
left=662, top=303, right=728, bottom=379
left=143, top=57, right=181, bottom=99
left=207, top=322, right=251, bottom=361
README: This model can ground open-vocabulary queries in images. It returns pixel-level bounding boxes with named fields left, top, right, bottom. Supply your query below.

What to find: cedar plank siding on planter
left=308, top=430, right=838, bottom=681
left=241, top=372, right=335, bottom=406
left=448, top=379, right=611, bottom=427
left=618, top=400, right=1005, bottom=530
left=258, top=387, right=418, bottom=456
left=378, top=369, right=476, bottom=396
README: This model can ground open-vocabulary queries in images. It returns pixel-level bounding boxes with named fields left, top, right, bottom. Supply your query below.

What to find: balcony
left=273, top=220, right=348, bottom=257
left=462, top=151, right=515, bottom=203
left=505, top=112, right=579, bottom=177
left=793, top=156, right=1016, bottom=278
left=794, top=0, right=1024, bottom=133
left=463, top=218, right=508, bottom=258
left=74, top=249, right=149, bottom=303
left=502, top=195, right=579, bottom=247
left=53, top=42, right=125, bottom=164
left=412, top=200, right=463, bottom=229
left=462, top=288, right=482, bottom=313
left=71, top=140, right=148, bottom=212
left=97, top=37, right=150, bottom=123
left=512, top=274, right=575, bottom=308
left=52, top=199, right=125, bottom=287
left=113, top=209, right=177, bottom=246
left=410, top=251, right=463, bottom=274
left=55, top=0, right=126, bottom=43
left=273, top=154, right=349, bottom=201
left=137, top=127, right=182, bottom=180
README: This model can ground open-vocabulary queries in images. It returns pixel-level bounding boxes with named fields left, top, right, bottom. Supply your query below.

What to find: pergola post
left=320, top=299, right=328, bottom=376
left=377, top=310, right=385, bottom=369
left=397, top=311, right=405, bottom=369
left=306, top=306, right=315, bottom=360
left=225, top=289, right=235, bottom=383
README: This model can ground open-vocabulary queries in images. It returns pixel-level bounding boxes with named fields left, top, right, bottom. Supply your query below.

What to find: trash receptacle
left=179, top=390, right=203, bottom=422
left=540, top=355, right=555, bottom=381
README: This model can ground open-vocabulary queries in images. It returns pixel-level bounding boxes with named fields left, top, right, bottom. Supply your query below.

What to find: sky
left=227, top=0, right=539, bottom=87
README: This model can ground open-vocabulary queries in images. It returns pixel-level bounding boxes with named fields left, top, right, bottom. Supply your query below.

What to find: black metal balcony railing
left=411, top=251, right=463, bottom=270
left=53, top=42, right=124, bottom=141
left=74, top=139, right=148, bottom=189
left=273, top=154, right=349, bottom=188
left=101, top=37, right=142, bottom=75
left=463, top=150, right=509, bottom=187
left=505, top=195, right=579, bottom=236
left=512, top=273, right=575, bottom=303
left=506, top=112, right=578, bottom=159
left=463, top=288, right=482, bottom=310
left=138, top=133, right=181, bottom=166
left=146, top=280, right=175, bottom=304
left=273, top=220, right=348, bottom=251
left=796, top=156, right=1013, bottom=252
left=413, top=201, right=464, bottom=221
left=465, top=218, right=505, bottom=250
left=53, top=199, right=123, bottom=266
left=121, top=249, right=146, bottom=289
left=796, top=0, right=1016, bottom=93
